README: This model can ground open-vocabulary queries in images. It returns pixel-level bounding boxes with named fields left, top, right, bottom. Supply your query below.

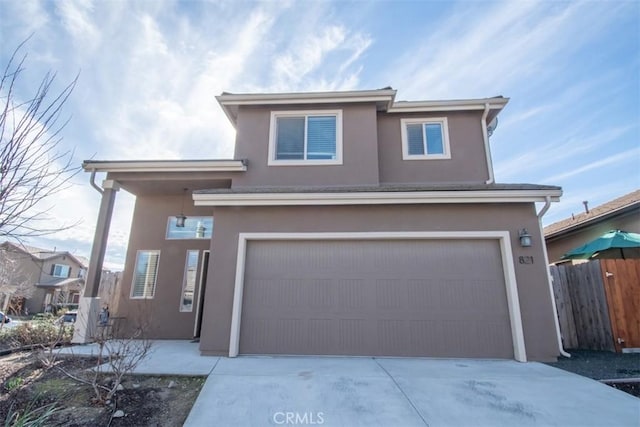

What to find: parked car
left=57, top=311, right=77, bottom=325
left=0, top=311, right=11, bottom=323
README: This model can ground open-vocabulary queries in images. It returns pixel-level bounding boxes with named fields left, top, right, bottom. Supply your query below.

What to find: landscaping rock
left=167, top=380, right=176, bottom=388
left=112, top=409, right=125, bottom=418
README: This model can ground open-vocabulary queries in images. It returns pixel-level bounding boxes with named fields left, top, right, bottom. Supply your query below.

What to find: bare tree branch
left=0, top=38, right=81, bottom=240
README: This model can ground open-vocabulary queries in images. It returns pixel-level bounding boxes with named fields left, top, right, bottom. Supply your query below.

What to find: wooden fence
left=550, top=259, right=640, bottom=352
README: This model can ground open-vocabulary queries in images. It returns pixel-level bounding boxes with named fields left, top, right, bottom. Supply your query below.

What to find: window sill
left=402, top=154, right=451, bottom=160
left=267, top=159, right=343, bottom=166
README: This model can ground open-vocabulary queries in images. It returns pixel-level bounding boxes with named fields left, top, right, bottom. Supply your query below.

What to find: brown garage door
left=239, top=239, right=513, bottom=358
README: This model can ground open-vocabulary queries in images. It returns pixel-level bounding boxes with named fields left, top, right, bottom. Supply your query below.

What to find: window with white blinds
left=131, top=250, right=160, bottom=299
left=269, top=110, right=342, bottom=165
left=401, top=117, right=451, bottom=160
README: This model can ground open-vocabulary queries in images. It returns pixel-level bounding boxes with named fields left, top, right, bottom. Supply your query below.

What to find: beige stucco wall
left=377, top=111, right=490, bottom=184
left=546, top=210, right=640, bottom=263
left=231, top=103, right=380, bottom=187
left=117, top=195, right=213, bottom=339
left=197, top=203, right=558, bottom=362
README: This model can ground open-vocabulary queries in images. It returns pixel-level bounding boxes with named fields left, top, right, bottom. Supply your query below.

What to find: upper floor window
left=268, top=110, right=343, bottom=166
left=166, top=217, right=213, bottom=240
left=51, top=264, right=71, bottom=278
left=401, top=117, right=450, bottom=160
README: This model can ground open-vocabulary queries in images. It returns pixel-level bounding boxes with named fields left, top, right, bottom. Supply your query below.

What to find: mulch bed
left=545, top=350, right=640, bottom=397
left=0, top=351, right=205, bottom=426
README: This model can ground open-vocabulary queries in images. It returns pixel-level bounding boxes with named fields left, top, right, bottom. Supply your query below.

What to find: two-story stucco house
left=79, top=88, right=564, bottom=362
left=0, top=242, right=87, bottom=314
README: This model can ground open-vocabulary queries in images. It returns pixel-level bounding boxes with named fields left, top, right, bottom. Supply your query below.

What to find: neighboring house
left=544, top=190, right=640, bottom=264
left=81, top=88, right=563, bottom=362
left=0, top=242, right=88, bottom=314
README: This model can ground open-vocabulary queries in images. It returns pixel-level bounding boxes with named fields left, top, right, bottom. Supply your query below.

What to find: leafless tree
left=0, top=38, right=80, bottom=241
left=56, top=313, right=153, bottom=406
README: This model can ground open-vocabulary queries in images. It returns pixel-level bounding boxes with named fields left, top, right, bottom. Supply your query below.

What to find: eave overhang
left=217, top=89, right=398, bottom=126
left=193, top=189, right=562, bottom=207
left=82, top=159, right=247, bottom=173
left=216, top=89, right=509, bottom=127
left=545, top=201, right=640, bottom=241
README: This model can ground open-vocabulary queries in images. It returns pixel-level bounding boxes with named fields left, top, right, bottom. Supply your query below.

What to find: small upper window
left=268, top=110, right=342, bottom=165
left=52, top=264, right=71, bottom=278
left=166, top=217, right=213, bottom=240
left=401, top=118, right=450, bottom=160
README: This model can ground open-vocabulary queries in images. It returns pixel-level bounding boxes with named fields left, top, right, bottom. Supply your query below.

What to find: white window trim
left=52, top=264, right=70, bottom=278
left=268, top=110, right=343, bottom=166
left=130, top=250, right=160, bottom=299
left=228, top=231, right=526, bottom=363
left=400, top=117, right=451, bottom=160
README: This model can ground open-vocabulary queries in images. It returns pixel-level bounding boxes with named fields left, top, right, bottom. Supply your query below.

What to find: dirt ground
left=0, top=351, right=205, bottom=426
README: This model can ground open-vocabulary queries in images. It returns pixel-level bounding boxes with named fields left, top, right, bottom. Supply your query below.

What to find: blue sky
left=1, top=0, right=638, bottom=269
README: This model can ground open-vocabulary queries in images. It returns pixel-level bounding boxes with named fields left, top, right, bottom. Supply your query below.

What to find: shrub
left=0, top=316, right=73, bottom=350
left=3, top=400, right=58, bottom=427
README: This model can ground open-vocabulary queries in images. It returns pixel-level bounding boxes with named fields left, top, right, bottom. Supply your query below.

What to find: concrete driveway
left=184, top=356, right=640, bottom=427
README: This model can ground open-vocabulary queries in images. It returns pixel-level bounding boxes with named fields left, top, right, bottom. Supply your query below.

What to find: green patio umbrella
left=561, top=230, right=640, bottom=260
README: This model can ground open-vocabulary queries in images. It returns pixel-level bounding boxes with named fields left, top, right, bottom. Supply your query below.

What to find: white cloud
left=541, top=147, right=640, bottom=184
left=3, top=0, right=635, bottom=269
left=495, top=125, right=636, bottom=181
left=55, top=0, right=100, bottom=50
left=386, top=1, right=628, bottom=100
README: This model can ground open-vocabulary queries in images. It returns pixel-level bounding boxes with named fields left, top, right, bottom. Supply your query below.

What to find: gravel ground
left=545, top=350, right=640, bottom=380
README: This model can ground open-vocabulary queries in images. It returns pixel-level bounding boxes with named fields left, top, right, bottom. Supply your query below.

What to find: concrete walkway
left=59, top=342, right=640, bottom=426
left=57, top=340, right=219, bottom=375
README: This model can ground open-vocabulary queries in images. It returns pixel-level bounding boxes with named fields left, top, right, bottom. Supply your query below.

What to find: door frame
left=193, top=250, right=210, bottom=338
left=228, top=231, right=526, bottom=361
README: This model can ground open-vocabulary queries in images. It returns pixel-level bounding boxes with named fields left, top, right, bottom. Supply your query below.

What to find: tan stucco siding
left=117, top=195, right=214, bottom=339
left=377, top=111, right=490, bottom=184
left=231, top=103, right=380, bottom=187
left=199, top=203, right=559, bottom=362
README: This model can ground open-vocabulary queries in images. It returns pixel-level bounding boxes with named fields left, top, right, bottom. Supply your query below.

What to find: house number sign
left=519, top=256, right=534, bottom=264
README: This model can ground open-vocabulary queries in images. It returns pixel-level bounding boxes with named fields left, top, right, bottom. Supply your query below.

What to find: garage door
left=239, top=239, right=514, bottom=358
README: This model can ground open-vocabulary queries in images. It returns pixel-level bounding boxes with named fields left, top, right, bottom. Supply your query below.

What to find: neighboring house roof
left=544, top=189, right=640, bottom=239
left=0, top=241, right=89, bottom=269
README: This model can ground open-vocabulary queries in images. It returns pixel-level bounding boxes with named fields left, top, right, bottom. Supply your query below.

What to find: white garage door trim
left=229, top=231, right=526, bottom=362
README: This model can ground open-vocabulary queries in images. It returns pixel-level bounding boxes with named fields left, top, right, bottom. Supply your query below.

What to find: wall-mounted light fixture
left=519, top=228, right=532, bottom=247
left=176, top=188, right=188, bottom=228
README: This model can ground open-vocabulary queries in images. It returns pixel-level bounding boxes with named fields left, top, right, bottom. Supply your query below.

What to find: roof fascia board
left=193, top=189, right=562, bottom=207
left=388, top=99, right=509, bottom=113
left=216, top=90, right=397, bottom=106
left=82, top=160, right=247, bottom=173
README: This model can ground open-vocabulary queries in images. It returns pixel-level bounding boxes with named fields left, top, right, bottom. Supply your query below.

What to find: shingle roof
left=195, top=182, right=561, bottom=195
left=544, top=189, right=640, bottom=237
left=0, top=242, right=89, bottom=268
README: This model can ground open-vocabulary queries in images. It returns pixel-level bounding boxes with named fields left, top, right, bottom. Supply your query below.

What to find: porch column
left=72, top=179, right=119, bottom=343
